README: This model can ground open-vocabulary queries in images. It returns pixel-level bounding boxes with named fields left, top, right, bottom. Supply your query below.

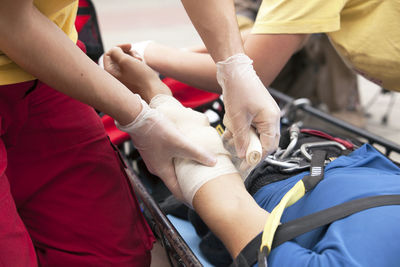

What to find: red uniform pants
left=0, top=80, right=154, bottom=266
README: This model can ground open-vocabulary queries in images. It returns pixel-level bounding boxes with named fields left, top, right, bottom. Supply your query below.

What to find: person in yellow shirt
left=179, top=0, right=400, bottom=91
left=133, top=0, right=399, bottom=124
left=251, top=0, right=400, bottom=91
left=0, top=0, right=216, bottom=266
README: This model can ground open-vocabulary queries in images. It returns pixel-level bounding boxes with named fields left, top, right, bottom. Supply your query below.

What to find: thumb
left=232, top=127, right=250, bottom=159
left=118, top=43, right=132, bottom=53
left=160, top=163, right=184, bottom=201
left=256, top=119, right=280, bottom=157
left=224, top=113, right=251, bottom=159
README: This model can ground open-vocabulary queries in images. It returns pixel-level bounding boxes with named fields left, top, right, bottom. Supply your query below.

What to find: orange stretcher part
left=102, top=78, right=220, bottom=145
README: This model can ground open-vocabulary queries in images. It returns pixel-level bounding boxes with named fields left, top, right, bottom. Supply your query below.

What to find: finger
left=222, top=128, right=233, bottom=141
left=221, top=129, right=237, bottom=156
left=274, top=133, right=280, bottom=154
left=118, top=43, right=132, bottom=53
left=108, top=47, right=126, bottom=63
left=158, top=164, right=184, bottom=201
left=102, top=54, right=120, bottom=77
left=102, top=54, right=111, bottom=69
left=232, top=127, right=250, bottom=159
left=226, top=113, right=251, bottom=159
left=260, top=131, right=278, bottom=158
left=274, top=120, right=281, bottom=155
left=131, top=50, right=144, bottom=62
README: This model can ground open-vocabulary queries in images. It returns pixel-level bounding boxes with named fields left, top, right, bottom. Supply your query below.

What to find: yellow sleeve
left=252, top=0, right=346, bottom=34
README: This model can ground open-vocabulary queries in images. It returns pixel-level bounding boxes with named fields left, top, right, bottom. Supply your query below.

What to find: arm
left=144, top=33, right=308, bottom=94
left=0, top=0, right=140, bottom=125
left=103, top=49, right=268, bottom=257
left=0, top=1, right=216, bottom=199
left=181, top=0, right=243, bottom=62
left=245, top=34, right=309, bottom=87
left=193, top=174, right=268, bottom=258
left=145, top=43, right=219, bottom=92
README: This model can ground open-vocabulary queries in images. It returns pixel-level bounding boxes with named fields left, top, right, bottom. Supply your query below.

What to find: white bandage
left=149, top=95, right=238, bottom=206
left=130, top=40, right=153, bottom=64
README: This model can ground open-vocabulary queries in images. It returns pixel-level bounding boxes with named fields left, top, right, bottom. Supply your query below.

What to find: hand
left=216, top=53, right=280, bottom=158
left=103, top=45, right=159, bottom=92
left=116, top=96, right=217, bottom=200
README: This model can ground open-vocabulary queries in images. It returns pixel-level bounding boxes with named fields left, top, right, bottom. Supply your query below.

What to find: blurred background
left=92, top=0, right=400, bottom=159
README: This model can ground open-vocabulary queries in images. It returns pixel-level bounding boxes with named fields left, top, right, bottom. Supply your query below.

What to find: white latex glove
left=216, top=53, right=281, bottom=158
left=116, top=95, right=217, bottom=200
left=150, top=94, right=238, bottom=206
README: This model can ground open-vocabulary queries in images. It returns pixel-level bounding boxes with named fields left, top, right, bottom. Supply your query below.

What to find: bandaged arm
left=149, top=95, right=238, bottom=205
left=149, top=94, right=268, bottom=257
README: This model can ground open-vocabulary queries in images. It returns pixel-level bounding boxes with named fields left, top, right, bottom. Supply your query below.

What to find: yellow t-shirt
left=252, top=0, right=400, bottom=91
left=0, top=0, right=79, bottom=85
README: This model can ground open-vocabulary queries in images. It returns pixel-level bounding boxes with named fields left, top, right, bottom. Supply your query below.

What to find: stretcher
left=76, top=2, right=400, bottom=266
left=121, top=83, right=400, bottom=267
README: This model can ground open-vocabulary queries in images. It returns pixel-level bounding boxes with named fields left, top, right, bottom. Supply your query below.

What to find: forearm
left=245, top=33, right=309, bottom=87
left=0, top=1, right=140, bottom=125
left=145, top=33, right=307, bottom=94
left=181, top=0, right=243, bottom=62
left=145, top=43, right=220, bottom=93
left=193, top=173, right=268, bottom=258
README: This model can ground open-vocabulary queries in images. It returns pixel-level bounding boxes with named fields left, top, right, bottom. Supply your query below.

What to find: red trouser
left=0, top=80, right=154, bottom=266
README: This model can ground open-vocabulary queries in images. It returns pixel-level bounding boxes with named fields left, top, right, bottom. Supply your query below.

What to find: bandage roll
left=223, top=117, right=263, bottom=167
left=246, top=127, right=262, bottom=165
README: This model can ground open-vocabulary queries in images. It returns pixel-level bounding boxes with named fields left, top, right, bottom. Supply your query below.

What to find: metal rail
left=269, top=88, right=400, bottom=157
left=123, top=161, right=202, bottom=267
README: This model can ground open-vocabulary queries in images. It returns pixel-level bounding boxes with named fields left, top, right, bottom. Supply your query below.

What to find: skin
left=144, top=34, right=309, bottom=94
left=179, top=0, right=283, bottom=160
left=0, top=1, right=216, bottom=198
left=0, top=0, right=141, bottom=125
left=103, top=47, right=270, bottom=258
left=181, top=0, right=244, bottom=62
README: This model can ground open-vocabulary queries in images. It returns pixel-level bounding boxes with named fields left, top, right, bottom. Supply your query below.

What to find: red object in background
left=301, top=128, right=355, bottom=149
left=102, top=78, right=220, bottom=145
left=162, top=77, right=219, bottom=108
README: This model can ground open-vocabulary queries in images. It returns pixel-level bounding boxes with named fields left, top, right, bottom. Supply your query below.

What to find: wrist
left=115, top=94, right=144, bottom=126
left=125, top=78, right=171, bottom=103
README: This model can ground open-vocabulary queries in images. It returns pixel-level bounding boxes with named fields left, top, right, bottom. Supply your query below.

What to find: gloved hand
left=116, top=95, right=217, bottom=200
left=149, top=94, right=238, bottom=206
left=216, top=53, right=281, bottom=159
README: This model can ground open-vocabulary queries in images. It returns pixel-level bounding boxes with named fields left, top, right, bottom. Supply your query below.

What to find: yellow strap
left=215, top=124, right=225, bottom=136
left=260, top=180, right=306, bottom=253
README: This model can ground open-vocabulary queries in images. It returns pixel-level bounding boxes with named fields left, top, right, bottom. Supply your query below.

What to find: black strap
left=231, top=194, right=400, bottom=266
left=302, top=150, right=326, bottom=192
left=229, top=233, right=262, bottom=267
left=272, top=194, right=400, bottom=249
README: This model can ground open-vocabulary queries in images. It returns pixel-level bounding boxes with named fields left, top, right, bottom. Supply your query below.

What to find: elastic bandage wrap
left=149, top=95, right=238, bottom=206
left=222, top=117, right=263, bottom=179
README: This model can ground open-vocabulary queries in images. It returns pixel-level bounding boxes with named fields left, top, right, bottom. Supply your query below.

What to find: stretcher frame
left=78, top=1, right=400, bottom=264
left=122, top=90, right=400, bottom=267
